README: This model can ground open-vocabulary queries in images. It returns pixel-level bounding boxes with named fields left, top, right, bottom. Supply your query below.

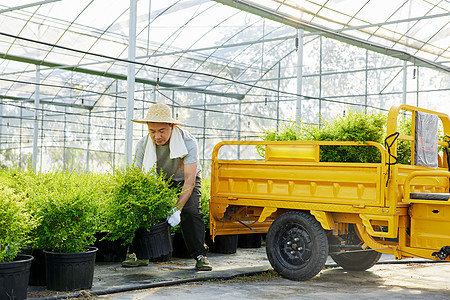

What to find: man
left=124, top=102, right=212, bottom=271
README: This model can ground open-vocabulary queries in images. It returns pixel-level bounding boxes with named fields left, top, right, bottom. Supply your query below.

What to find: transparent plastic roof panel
left=0, top=0, right=449, bottom=172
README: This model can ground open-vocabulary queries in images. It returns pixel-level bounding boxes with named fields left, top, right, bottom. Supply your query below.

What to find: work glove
left=167, top=208, right=181, bottom=227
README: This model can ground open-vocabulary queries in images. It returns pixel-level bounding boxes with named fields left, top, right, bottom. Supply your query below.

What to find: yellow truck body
left=209, top=104, right=450, bottom=280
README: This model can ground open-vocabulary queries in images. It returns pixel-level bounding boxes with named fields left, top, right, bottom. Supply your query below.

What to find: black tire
left=331, top=250, right=381, bottom=271
left=266, top=211, right=328, bottom=281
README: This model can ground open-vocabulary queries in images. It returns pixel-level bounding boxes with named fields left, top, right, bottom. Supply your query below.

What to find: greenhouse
left=0, top=0, right=449, bottom=174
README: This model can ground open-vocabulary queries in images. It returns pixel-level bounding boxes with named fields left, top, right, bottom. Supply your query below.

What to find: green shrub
left=256, top=122, right=303, bottom=157
left=90, top=173, right=116, bottom=233
left=0, top=187, right=32, bottom=262
left=27, top=172, right=103, bottom=253
left=104, top=165, right=179, bottom=245
left=260, top=110, right=387, bottom=163
left=0, top=167, right=35, bottom=195
left=313, top=110, right=386, bottom=163
left=201, top=178, right=211, bottom=228
left=397, top=117, right=412, bottom=165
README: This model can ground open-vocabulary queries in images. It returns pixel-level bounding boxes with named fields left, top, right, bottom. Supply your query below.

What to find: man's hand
left=167, top=208, right=181, bottom=227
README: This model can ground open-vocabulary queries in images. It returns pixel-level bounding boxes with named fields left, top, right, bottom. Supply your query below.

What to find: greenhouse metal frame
left=0, top=0, right=449, bottom=174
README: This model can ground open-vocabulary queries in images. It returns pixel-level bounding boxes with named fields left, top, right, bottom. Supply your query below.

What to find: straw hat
left=131, top=103, right=185, bottom=125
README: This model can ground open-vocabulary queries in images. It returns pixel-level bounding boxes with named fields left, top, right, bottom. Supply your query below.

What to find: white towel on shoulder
left=142, top=126, right=188, bottom=173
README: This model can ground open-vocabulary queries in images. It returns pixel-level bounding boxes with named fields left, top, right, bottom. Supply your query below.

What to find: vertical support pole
left=0, top=99, right=2, bottom=150
left=113, top=79, right=118, bottom=171
left=365, top=50, right=368, bottom=112
left=416, top=66, right=419, bottom=107
left=147, top=0, right=152, bottom=56
left=19, top=108, right=22, bottom=168
left=319, top=36, right=322, bottom=127
left=63, top=106, right=66, bottom=172
left=237, top=99, right=242, bottom=160
left=125, top=0, right=137, bottom=166
left=171, top=90, right=175, bottom=116
left=142, top=84, right=146, bottom=137
left=276, top=62, right=281, bottom=132
left=0, top=99, right=2, bottom=146
left=202, top=94, right=206, bottom=171
left=85, top=110, right=91, bottom=173
left=402, top=60, right=407, bottom=105
left=40, top=112, right=44, bottom=172
left=32, top=65, right=40, bottom=172
left=296, top=29, right=304, bottom=124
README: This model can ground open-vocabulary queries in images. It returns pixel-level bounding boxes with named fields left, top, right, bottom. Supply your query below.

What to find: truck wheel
left=266, top=211, right=328, bottom=281
left=330, top=250, right=381, bottom=271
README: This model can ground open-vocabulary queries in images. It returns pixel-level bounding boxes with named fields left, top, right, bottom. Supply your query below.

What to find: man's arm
left=176, top=162, right=197, bottom=210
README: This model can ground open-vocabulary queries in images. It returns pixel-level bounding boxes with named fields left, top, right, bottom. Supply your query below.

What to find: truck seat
left=410, top=193, right=450, bottom=201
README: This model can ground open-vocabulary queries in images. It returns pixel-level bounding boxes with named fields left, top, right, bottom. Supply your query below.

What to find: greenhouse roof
left=0, top=0, right=449, bottom=109
left=219, top=0, right=450, bottom=72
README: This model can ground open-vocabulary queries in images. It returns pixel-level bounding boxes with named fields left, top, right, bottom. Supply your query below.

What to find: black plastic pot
left=44, top=247, right=97, bottom=291
left=0, top=254, right=33, bottom=300
left=132, top=222, right=173, bottom=260
left=171, top=232, right=191, bottom=258
left=205, top=230, right=238, bottom=254
left=238, top=233, right=262, bottom=248
left=94, top=232, right=128, bottom=262
left=29, top=248, right=46, bottom=286
left=19, top=247, right=46, bottom=286
left=149, top=252, right=172, bottom=262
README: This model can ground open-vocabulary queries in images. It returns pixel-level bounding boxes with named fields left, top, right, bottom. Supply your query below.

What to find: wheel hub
left=280, top=227, right=312, bottom=265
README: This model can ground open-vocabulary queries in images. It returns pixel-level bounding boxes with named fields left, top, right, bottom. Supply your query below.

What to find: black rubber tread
left=266, top=211, right=328, bottom=281
left=331, top=250, right=382, bottom=271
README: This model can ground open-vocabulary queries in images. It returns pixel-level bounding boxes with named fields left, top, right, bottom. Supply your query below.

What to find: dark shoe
left=195, top=255, right=212, bottom=271
left=121, top=253, right=149, bottom=267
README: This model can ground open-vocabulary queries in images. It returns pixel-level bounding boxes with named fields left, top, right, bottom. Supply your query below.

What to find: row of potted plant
left=0, top=165, right=181, bottom=295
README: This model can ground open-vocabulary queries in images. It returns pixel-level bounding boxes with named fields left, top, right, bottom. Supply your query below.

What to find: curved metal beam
left=214, top=0, right=450, bottom=74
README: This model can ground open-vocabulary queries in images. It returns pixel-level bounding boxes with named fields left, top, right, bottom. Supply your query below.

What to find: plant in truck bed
left=259, top=110, right=411, bottom=164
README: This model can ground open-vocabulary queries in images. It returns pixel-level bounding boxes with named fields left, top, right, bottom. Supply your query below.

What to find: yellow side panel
left=216, top=162, right=383, bottom=206
left=411, top=203, right=450, bottom=249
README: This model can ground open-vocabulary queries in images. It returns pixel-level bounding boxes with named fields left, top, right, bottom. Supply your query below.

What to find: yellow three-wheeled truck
left=209, top=104, right=450, bottom=280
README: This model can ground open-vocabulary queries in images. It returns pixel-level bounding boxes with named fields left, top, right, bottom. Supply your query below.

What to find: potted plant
left=28, top=171, right=102, bottom=291
left=0, top=186, right=34, bottom=300
left=89, top=174, right=129, bottom=263
left=104, top=165, right=178, bottom=261
left=0, top=167, right=46, bottom=287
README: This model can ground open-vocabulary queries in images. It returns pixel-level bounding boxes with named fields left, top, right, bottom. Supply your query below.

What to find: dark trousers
left=171, top=177, right=208, bottom=258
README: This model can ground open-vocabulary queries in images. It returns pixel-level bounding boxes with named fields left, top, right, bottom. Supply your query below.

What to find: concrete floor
left=27, top=247, right=450, bottom=300
left=27, top=247, right=271, bottom=299
left=99, top=262, right=450, bottom=300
